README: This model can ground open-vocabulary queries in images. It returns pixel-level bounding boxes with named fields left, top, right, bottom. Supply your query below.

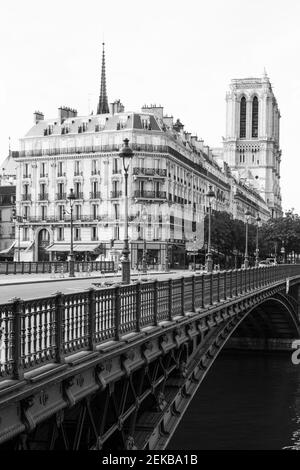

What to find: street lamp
left=193, top=235, right=197, bottom=271
left=67, top=188, right=76, bottom=277
left=120, top=138, right=134, bottom=284
left=141, top=205, right=147, bottom=274
left=244, top=209, right=251, bottom=269
left=206, top=185, right=215, bottom=273
left=12, top=208, right=27, bottom=262
left=281, top=245, right=286, bottom=264
left=255, top=214, right=261, bottom=267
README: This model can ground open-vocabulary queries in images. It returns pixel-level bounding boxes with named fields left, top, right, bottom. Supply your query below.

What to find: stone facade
left=13, top=103, right=270, bottom=265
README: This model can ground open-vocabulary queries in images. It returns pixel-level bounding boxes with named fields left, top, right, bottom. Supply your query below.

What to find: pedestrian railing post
left=191, top=275, right=196, bottom=312
left=136, top=282, right=141, bottom=332
left=224, top=271, right=227, bottom=301
left=181, top=277, right=185, bottom=316
left=11, top=297, right=24, bottom=380
left=210, top=273, right=213, bottom=306
left=87, top=288, right=96, bottom=351
left=55, top=292, right=65, bottom=362
left=153, top=279, right=158, bottom=326
left=201, top=275, right=205, bottom=308
left=217, top=272, right=220, bottom=302
left=115, top=285, right=121, bottom=341
left=236, top=269, right=238, bottom=297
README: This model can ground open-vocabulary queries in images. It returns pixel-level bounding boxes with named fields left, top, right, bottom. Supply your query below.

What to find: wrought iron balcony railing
left=56, top=193, right=67, bottom=200
left=133, top=167, right=167, bottom=177
left=134, top=190, right=167, bottom=200
left=111, top=190, right=122, bottom=199
left=38, top=193, right=48, bottom=201
left=90, top=191, right=101, bottom=199
left=22, top=194, right=31, bottom=201
left=74, top=192, right=84, bottom=199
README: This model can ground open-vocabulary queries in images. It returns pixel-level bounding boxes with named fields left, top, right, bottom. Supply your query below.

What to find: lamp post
left=141, top=205, right=147, bottom=274
left=255, top=214, right=261, bottom=267
left=67, top=188, right=76, bottom=277
left=244, top=209, right=251, bottom=269
left=281, top=245, right=286, bottom=264
left=120, top=138, right=134, bottom=284
left=206, top=185, right=215, bottom=273
left=12, top=208, right=27, bottom=262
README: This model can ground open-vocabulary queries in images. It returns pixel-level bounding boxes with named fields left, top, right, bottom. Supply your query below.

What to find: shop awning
left=0, top=241, right=16, bottom=254
left=46, top=243, right=100, bottom=252
left=46, top=244, right=70, bottom=252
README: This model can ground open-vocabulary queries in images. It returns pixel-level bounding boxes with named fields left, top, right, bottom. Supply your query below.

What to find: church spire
left=97, top=42, right=109, bottom=114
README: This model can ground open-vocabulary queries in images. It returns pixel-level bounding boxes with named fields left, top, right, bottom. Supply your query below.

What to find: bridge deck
left=0, top=265, right=299, bottom=387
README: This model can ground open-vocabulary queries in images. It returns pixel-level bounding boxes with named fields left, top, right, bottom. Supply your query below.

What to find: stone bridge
left=0, top=265, right=300, bottom=450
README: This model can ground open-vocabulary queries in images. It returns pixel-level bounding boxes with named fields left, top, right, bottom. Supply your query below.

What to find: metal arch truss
left=0, top=286, right=299, bottom=450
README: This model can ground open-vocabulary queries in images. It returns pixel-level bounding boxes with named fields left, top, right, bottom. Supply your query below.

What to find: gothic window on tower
left=252, top=96, right=259, bottom=138
left=240, top=97, right=247, bottom=138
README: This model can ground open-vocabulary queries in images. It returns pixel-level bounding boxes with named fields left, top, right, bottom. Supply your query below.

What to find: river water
left=168, top=352, right=300, bottom=450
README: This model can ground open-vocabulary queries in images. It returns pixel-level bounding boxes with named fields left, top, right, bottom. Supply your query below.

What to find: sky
left=0, top=0, right=299, bottom=212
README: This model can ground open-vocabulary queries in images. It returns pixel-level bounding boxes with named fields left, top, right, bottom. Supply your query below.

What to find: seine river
left=168, top=352, right=300, bottom=450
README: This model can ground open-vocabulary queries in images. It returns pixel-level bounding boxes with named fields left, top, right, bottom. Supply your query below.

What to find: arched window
left=240, top=97, right=246, bottom=138
left=252, top=96, right=258, bottom=138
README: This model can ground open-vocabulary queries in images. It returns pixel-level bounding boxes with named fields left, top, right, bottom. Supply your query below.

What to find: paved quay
left=0, top=269, right=205, bottom=304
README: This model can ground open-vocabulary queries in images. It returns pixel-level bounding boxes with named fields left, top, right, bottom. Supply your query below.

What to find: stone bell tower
left=223, top=71, right=282, bottom=218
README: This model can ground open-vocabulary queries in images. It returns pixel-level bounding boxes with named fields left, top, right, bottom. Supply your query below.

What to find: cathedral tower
left=97, top=43, right=109, bottom=115
left=223, top=72, right=282, bottom=218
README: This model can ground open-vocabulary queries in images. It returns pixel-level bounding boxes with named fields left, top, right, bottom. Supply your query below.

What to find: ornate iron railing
left=0, top=265, right=299, bottom=381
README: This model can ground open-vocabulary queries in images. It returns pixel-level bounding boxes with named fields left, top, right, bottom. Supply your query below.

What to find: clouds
left=0, top=0, right=299, bottom=211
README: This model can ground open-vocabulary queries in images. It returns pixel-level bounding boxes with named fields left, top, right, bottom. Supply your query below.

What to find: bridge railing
left=0, top=265, right=299, bottom=382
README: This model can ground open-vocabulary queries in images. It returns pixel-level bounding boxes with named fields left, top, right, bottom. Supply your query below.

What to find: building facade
left=0, top=186, right=16, bottom=258
left=222, top=72, right=282, bottom=218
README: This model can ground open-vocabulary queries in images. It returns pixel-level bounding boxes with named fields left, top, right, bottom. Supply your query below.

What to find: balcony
left=111, top=190, right=122, bottom=199
left=22, top=194, right=31, bottom=201
left=74, top=192, right=84, bottom=199
left=74, top=171, right=82, bottom=176
left=90, top=191, right=101, bottom=200
left=112, top=169, right=122, bottom=175
left=134, top=190, right=167, bottom=201
left=133, top=168, right=167, bottom=178
left=22, top=174, right=31, bottom=179
left=56, top=193, right=67, bottom=200
left=57, top=172, right=66, bottom=177
left=38, top=193, right=48, bottom=201
left=91, top=170, right=100, bottom=175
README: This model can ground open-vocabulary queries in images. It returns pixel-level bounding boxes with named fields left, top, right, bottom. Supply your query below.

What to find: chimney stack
left=33, top=111, right=44, bottom=124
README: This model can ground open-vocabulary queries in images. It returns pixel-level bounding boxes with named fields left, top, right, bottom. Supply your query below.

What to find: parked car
left=259, top=258, right=277, bottom=266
